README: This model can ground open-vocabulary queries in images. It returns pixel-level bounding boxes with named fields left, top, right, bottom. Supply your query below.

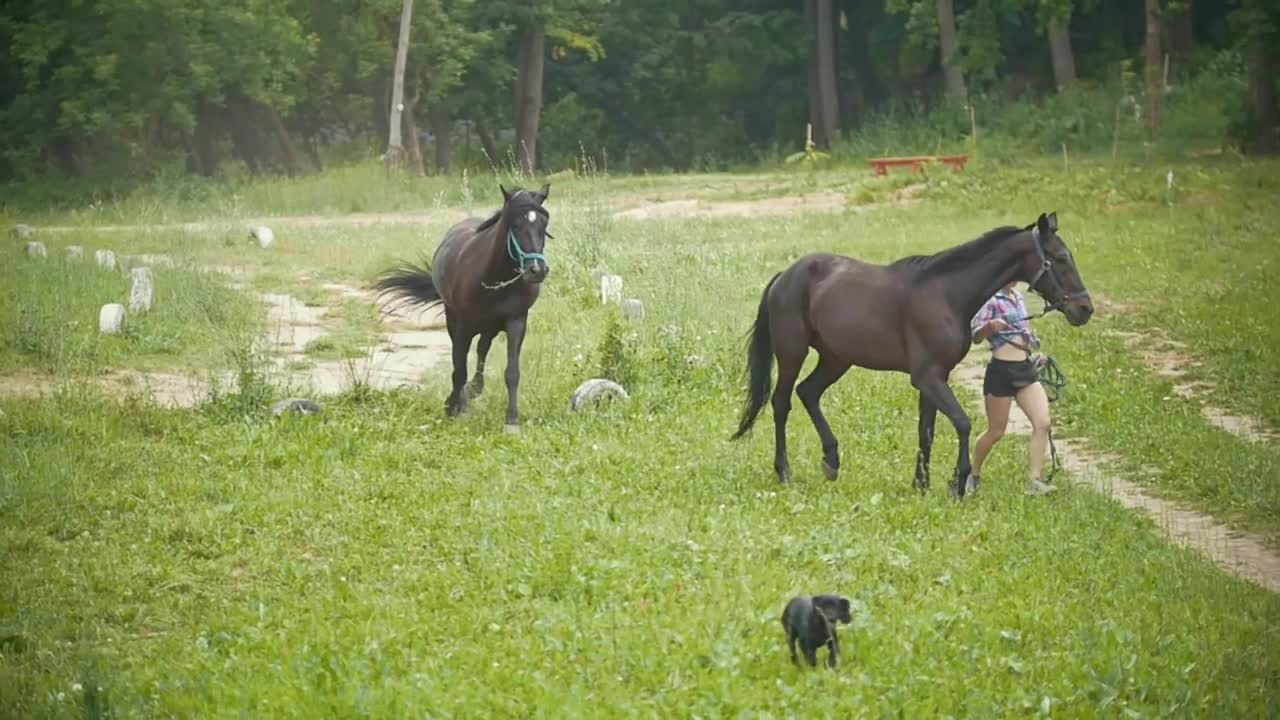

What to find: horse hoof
left=466, top=381, right=484, bottom=399
left=821, top=460, right=838, bottom=481
left=776, top=468, right=791, bottom=484
left=503, top=423, right=521, bottom=435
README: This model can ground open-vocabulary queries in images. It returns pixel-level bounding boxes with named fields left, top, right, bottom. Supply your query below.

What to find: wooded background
left=2, top=0, right=1277, bottom=190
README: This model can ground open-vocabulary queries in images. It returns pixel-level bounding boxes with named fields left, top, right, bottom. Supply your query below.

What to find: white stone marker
left=128, top=267, right=154, bottom=313
left=249, top=225, right=275, bottom=249
left=99, top=304, right=126, bottom=334
left=600, top=274, right=623, bottom=305
left=621, top=298, right=645, bottom=321
left=96, top=249, right=117, bottom=270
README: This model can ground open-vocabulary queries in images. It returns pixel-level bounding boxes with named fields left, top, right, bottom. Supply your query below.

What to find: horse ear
left=1035, top=212, right=1050, bottom=236
left=1046, top=211, right=1058, bottom=232
left=499, top=184, right=512, bottom=202
left=535, top=183, right=550, bottom=204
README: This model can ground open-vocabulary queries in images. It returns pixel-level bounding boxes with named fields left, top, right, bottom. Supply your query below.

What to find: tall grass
left=0, top=245, right=257, bottom=374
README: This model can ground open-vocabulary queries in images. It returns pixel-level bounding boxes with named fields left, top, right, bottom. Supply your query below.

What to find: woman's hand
left=986, top=319, right=1010, bottom=333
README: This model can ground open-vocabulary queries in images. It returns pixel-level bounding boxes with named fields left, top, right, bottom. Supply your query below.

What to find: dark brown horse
left=731, top=212, right=1093, bottom=497
left=373, top=184, right=552, bottom=432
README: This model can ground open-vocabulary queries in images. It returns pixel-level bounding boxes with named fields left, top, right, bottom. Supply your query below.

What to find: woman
left=966, top=281, right=1056, bottom=496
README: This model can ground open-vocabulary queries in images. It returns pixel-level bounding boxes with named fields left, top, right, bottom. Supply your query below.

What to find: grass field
left=2, top=155, right=1279, bottom=717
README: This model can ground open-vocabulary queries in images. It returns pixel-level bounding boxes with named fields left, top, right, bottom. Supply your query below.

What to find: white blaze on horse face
left=527, top=210, right=537, bottom=223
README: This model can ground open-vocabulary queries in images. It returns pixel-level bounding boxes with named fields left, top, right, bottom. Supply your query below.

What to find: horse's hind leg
left=467, top=330, right=497, bottom=399
left=771, top=348, right=805, bottom=484
left=796, top=353, right=852, bottom=481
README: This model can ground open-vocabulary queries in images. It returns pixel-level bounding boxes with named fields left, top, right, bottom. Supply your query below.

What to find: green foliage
left=594, top=311, right=635, bottom=388
left=0, top=0, right=1265, bottom=194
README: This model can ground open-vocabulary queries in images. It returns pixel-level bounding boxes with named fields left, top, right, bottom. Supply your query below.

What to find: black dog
left=781, top=594, right=851, bottom=668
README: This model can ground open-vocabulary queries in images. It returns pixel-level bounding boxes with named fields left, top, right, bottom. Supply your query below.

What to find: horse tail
left=731, top=273, right=780, bottom=440
left=372, top=259, right=443, bottom=314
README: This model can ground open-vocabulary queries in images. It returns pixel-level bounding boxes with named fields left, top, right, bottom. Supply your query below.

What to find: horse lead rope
left=482, top=230, right=547, bottom=291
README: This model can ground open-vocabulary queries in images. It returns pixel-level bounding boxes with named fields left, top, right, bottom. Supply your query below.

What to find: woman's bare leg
left=972, top=394, right=1012, bottom=476
left=1015, top=382, right=1051, bottom=481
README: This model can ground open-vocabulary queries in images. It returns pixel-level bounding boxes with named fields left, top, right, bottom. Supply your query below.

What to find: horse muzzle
left=524, top=260, right=549, bottom=284
left=1063, top=294, right=1094, bottom=326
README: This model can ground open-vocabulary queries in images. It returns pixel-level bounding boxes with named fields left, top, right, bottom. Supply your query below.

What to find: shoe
left=1025, top=478, right=1057, bottom=496
left=965, top=473, right=980, bottom=495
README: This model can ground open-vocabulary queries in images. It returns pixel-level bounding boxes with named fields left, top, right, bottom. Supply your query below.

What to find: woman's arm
left=972, top=318, right=1010, bottom=344
left=970, top=298, right=1007, bottom=345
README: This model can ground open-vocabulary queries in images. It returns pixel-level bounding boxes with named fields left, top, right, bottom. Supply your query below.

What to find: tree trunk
left=1245, top=43, right=1280, bottom=154
left=473, top=115, right=501, bottom=165
left=49, top=135, right=82, bottom=176
left=811, top=0, right=839, bottom=148
left=189, top=105, right=220, bottom=177
left=804, top=0, right=821, bottom=145
left=513, top=21, right=546, bottom=175
left=386, top=0, right=414, bottom=169
left=1164, top=1, right=1194, bottom=63
left=402, top=91, right=425, bottom=176
left=266, top=106, right=308, bottom=176
left=430, top=106, right=451, bottom=173
left=1145, top=0, right=1162, bottom=130
left=1047, top=17, right=1077, bottom=92
left=302, top=131, right=323, bottom=172
left=936, top=0, right=967, bottom=104
left=224, top=97, right=269, bottom=173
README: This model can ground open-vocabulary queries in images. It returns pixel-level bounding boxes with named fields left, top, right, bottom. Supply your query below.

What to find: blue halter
left=507, top=229, right=547, bottom=269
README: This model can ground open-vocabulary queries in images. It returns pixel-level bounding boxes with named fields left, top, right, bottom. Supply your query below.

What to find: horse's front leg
left=914, top=393, right=937, bottom=493
left=911, top=371, right=971, bottom=498
left=467, top=331, right=497, bottom=399
left=445, top=315, right=475, bottom=418
left=502, top=314, right=528, bottom=433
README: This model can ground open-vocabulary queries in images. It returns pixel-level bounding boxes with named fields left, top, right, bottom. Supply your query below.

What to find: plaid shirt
left=971, top=288, right=1039, bottom=351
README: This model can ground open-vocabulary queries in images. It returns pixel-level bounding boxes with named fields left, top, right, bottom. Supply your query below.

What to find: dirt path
left=256, top=282, right=450, bottom=396
left=952, top=353, right=1280, bottom=594
left=0, top=272, right=451, bottom=408
left=1104, top=328, right=1277, bottom=444
left=28, top=179, right=927, bottom=234
left=36, top=209, right=460, bottom=234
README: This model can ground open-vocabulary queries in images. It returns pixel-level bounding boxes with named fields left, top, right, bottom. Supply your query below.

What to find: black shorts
left=983, top=358, right=1040, bottom=398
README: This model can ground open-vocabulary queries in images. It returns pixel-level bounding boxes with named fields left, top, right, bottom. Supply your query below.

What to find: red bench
left=868, top=154, right=969, bottom=176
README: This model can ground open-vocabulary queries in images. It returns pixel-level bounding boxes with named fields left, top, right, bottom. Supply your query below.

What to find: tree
left=386, top=0, right=415, bottom=170
left=1230, top=0, right=1280, bottom=154
left=805, top=0, right=840, bottom=149
left=1039, top=0, right=1077, bottom=90
left=937, top=0, right=968, bottom=104
left=513, top=20, right=547, bottom=173
left=1145, top=0, right=1162, bottom=130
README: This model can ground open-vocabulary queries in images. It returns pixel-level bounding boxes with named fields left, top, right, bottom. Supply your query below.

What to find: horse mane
left=474, top=186, right=547, bottom=233
left=891, top=225, right=1027, bottom=279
